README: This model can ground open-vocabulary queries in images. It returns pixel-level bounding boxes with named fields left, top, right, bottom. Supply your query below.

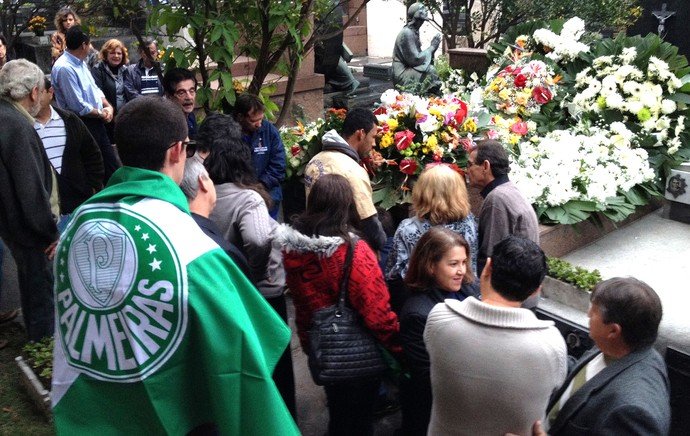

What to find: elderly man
left=424, top=236, right=567, bottom=435
left=391, top=2, right=442, bottom=94
left=304, top=107, right=387, bottom=251
left=180, top=155, right=250, bottom=277
left=466, top=140, right=539, bottom=276
left=162, top=67, right=198, bottom=139
left=0, top=60, right=59, bottom=342
left=51, top=96, right=298, bottom=434
left=233, top=93, right=286, bottom=219
left=540, top=277, right=671, bottom=435
left=52, top=26, right=119, bottom=181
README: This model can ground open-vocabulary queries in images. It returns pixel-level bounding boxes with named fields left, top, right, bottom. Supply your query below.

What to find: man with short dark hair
left=0, top=59, right=58, bottom=342
left=51, top=26, right=119, bottom=181
left=162, top=67, right=198, bottom=138
left=34, top=77, right=104, bottom=227
left=123, top=38, right=163, bottom=99
left=542, top=277, right=670, bottom=436
left=51, top=96, right=298, bottom=435
left=424, top=236, right=567, bottom=435
left=304, top=107, right=387, bottom=251
left=233, top=93, right=286, bottom=219
left=466, top=139, right=539, bottom=275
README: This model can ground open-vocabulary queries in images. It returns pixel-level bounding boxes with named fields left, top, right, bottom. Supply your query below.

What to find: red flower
left=513, top=73, right=527, bottom=88
left=453, top=101, right=468, bottom=125
left=459, top=137, right=475, bottom=152
left=394, top=130, right=415, bottom=151
left=532, top=86, right=552, bottom=104
left=399, top=158, right=418, bottom=175
left=373, top=106, right=388, bottom=116
left=510, top=121, right=529, bottom=135
left=290, top=145, right=301, bottom=157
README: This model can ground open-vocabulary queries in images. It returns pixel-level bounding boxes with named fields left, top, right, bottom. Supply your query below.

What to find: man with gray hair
left=0, top=59, right=59, bottom=342
left=180, top=155, right=250, bottom=276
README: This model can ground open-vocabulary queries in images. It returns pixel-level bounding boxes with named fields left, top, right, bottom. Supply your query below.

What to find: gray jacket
left=209, top=183, right=285, bottom=298
left=548, top=347, right=671, bottom=436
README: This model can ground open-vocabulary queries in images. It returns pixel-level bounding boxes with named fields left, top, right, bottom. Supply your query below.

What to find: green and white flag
left=52, top=167, right=298, bottom=435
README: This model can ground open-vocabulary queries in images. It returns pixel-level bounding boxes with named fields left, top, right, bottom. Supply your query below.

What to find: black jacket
left=123, top=59, right=164, bottom=100
left=53, top=107, right=104, bottom=213
left=398, top=282, right=478, bottom=436
left=0, top=99, right=58, bottom=248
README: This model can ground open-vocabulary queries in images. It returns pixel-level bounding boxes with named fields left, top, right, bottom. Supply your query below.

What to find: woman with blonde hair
left=385, top=163, right=478, bottom=310
left=91, top=39, right=129, bottom=141
left=50, top=7, right=81, bottom=63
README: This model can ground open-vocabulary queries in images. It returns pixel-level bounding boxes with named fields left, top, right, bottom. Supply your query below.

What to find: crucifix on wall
left=652, top=3, right=676, bottom=38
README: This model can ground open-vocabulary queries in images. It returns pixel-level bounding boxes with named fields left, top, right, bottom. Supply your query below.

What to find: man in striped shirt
left=34, top=77, right=104, bottom=229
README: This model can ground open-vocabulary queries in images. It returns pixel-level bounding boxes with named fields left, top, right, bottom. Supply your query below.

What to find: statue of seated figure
left=392, top=2, right=442, bottom=94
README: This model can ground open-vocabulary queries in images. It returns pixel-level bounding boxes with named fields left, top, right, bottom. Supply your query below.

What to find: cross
left=652, top=3, right=676, bottom=37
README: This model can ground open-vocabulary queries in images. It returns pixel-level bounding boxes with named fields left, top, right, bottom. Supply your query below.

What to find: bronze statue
left=391, top=2, right=442, bottom=94
left=314, top=0, right=360, bottom=94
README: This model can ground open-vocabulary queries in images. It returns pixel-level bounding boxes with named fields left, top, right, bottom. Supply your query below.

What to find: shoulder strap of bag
left=336, top=238, right=356, bottom=313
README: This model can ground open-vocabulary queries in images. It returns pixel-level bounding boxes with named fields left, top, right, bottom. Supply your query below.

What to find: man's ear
left=608, top=322, right=623, bottom=340
left=167, top=140, right=184, bottom=164
left=198, top=175, right=210, bottom=193
left=481, top=258, right=492, bottom=280
left=31, top=85, right=40, bottom=103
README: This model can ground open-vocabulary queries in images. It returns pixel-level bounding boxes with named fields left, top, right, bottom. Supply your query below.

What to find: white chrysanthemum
left=380, top=89, right=400, bottom=106
left=606, top=93, right=625, bottom=109
left=661, top=99, right=677, bottom=114
left=620, top=47, right=637, bottom=64
left=561, top=17, right=586, bottom=40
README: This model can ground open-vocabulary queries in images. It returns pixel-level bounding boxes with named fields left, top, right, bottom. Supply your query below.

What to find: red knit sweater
left=283, top=240, right=401, bottom=354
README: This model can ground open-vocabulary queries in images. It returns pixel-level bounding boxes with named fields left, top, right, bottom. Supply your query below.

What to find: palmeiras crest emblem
left=666, top=174, right=687, bottom=199
left=70, top=220, right=136, bottom=309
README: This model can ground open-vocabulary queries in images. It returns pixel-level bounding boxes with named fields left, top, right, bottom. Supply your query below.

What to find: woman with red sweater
left=274, top=174, right=400, bottom=436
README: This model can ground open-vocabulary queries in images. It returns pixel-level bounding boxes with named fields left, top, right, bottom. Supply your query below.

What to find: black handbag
left=307, top=239, right=387, bottom=386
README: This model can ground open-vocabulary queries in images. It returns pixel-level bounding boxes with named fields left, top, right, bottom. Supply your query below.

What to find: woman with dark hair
left=202, top=114, right=296, bottom=419
left=398, top=226, right=477, bottom=435
left=91, top=39, right=129, bottom=142
left=274, top=174, right=401, bottom=436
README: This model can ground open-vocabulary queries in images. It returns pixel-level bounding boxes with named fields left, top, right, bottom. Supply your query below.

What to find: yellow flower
left=429, top=107, right=442, bottom=118
left=379, top=132, right=394, bottom=149
left=462, top=118, right=477, bottom=133
left=421, top=146, right=430, bottom=154
left=515, top=92, right=529, bottom=106
left=508, top=134, right=520, bottom=145
left=426, top=134, right=438, bottom=149
left=498, top=89, right=511, bottom=101
left=386, top=118, right=398, bottom=131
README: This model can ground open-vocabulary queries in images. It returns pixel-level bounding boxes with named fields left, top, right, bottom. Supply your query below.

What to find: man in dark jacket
left=0, top=59, right=59, bottom=341
left=539, top=277, right=671, bottom=436
left=233, top=93, right=286, bottom=219
left=34, top=77, right=104, bottom=224
left=123, top=39, right=163, bottom=99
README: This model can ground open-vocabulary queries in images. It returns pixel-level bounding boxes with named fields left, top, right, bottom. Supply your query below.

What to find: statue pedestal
left=447, top=47, right=490, bottom=76
left=664, top=162, right=690, bottom=224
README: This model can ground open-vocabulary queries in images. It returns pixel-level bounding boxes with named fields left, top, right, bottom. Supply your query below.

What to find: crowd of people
left=0, top=8, right=673, bottom=436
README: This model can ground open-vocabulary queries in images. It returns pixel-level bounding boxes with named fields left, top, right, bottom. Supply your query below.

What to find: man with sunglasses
left=466, top=140, right=539, bottom=277
left=51, top=96, right=298, bottom=435
left=163, top=68, right=198, bottom=139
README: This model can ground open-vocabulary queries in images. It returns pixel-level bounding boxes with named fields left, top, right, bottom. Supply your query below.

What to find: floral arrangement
left=485, top=60, right=560, bottom=118
left=280, top=108, right=346, bottom=179
left=510, top=126, right=656, bottom=223
left=370, top=89, right=478, bottom=208
left=28, top=15, right=47, bottom=32
left=572, top=47, right=685, bottom=155
left=532, top=17, right=589, bottom=64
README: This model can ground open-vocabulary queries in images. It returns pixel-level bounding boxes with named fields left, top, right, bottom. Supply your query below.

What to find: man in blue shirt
left=51, top=26, right=118, bottom=181
left=233, top=93, right=286, bottom=219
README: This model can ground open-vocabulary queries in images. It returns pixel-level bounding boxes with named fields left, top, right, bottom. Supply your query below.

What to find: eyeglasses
left=174, top=88, right=196, bottom=98
left=168, top=139, right=198, bottom=158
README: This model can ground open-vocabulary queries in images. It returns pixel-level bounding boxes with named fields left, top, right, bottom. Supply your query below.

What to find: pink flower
left=459, top=137, right=475, bottom=152
left=510, top=121, right=529, bottom=135
left=487, top=130, right=499, bottom=140
left=399, top=158, right=418, bottom=175
left=395, top=130, right=415, bottom=151
left=532, top=86, right=552, bottom=104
